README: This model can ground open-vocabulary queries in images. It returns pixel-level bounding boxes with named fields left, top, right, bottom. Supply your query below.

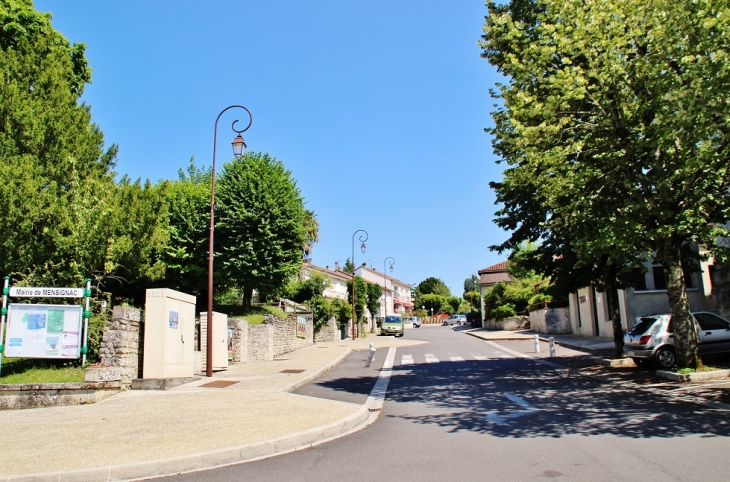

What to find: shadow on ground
left=312, top=356, right=730, bottom=439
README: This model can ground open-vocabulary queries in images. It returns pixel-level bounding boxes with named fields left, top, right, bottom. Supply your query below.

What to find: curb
left=656, top=368, right=730, bottom=383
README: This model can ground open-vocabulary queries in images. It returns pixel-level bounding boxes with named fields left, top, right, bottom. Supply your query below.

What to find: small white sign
left=9, top=287, right=85, bottom=298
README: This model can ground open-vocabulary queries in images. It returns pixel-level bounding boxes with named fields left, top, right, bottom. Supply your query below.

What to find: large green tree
left=0, top=0, right=169, bottom=302
left=159, top=158, right=212, bottom=302
left=216, top=152, right=308, bottom=309
left=366, top=282, right=383, bottom=320
left=480, top=0, right=730, bottom=367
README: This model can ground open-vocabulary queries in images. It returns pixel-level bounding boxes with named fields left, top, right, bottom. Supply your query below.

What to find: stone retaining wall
left=529, top=307, right=571, bottom=334
left=97, top=306, right=142, bottom=387
left=484, top=317, right=528, bottom=331
left=314, top=317, right=338, bottom=343
left=228, top=318, right=248, bottom=363
left=269, top=313, right=314, bottom=357
left=248, top=323, right=274, bottom=362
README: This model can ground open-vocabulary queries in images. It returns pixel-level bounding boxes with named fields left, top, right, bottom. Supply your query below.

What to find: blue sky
left=35, top=0, right=507, bottom=297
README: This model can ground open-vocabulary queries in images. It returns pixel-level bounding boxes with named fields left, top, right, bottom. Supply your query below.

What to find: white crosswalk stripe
left=424, top=353, right=440, bottom=364
left=396, top=353, right=498, bottom=365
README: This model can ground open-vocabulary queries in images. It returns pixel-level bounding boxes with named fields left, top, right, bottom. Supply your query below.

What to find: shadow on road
left=312, top=358, right=730, bottom=439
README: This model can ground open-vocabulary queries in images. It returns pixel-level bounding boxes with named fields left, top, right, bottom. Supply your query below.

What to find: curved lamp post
left=351, top=229, right=368, bottom=340
left=382, top=257, right=395, bottom=319
left=207, top=105, right=252, bottom=378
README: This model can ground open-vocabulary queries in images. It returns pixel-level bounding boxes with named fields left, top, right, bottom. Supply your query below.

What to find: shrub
left=493, top=304, right=517, bottom=320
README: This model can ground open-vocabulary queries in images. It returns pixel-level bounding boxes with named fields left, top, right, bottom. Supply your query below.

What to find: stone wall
left=269, top=313, right=314, bottom=357
left=0, top=382, right=121, bottom=410
left=314, top=317, right=338, bottom=343
left=248, top=323, right=274, bottom=362
left=228, top=318, right=248, bottom=363
left=530, top=307, right=571, bottom=334
left=97, top=306, right=142, bottom=387
left=484, top=317, right=528, bottom=331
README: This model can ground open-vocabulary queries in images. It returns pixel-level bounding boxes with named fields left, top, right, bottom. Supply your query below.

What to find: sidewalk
left=0, top=335, right=425, bottom=482
left=462, top=327, right=616, bottom=353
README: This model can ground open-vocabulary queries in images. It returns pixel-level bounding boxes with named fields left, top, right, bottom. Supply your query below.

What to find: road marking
left=401, top=355, right=414, bottom=365
left=425, top=353, right=440, bottom=364
left=485, top=393, right=541, bottom=426
left=473, top=355, right=487, bottom=361
left=365, top=346, right=396, bottom=412
left=449, top=356, right=465, bottom=362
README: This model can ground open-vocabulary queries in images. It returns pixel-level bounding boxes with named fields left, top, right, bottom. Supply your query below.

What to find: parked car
left=380, top=315, right=404, bottom=337
left=406, top=316, right=421, bottom=328
left=443, top=314, right=467, bottom=326
left=623, top=311, right=730, bottom=369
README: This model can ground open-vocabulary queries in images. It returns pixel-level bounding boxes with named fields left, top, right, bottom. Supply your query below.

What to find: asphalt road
left=156, top=326, right=730, bottom=481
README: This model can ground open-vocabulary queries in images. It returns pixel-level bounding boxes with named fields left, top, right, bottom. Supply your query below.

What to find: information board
left=4, top=304, right=83, bottom=359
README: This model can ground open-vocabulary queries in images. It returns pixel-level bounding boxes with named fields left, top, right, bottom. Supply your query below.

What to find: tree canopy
left=480, top=0, right=730, bottom=367
left=216, top=152, right=308, bottom=308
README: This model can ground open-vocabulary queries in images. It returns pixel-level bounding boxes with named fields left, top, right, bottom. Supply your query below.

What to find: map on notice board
left=4, top=304, right=83, bottom=359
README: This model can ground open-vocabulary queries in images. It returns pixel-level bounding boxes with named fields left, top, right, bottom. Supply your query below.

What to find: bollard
left=366, top=343, right=376, bottom=367
left=549, top=337, right=556, bottom=357
left=533, top=334, right=540, bottom=353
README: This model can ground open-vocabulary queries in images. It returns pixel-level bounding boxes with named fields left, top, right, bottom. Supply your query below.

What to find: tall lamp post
left=207, top=105, right=252, bottom=378
left=382, top=257, right=395, bottom=319
left=351, top=229, right=368, bottom=340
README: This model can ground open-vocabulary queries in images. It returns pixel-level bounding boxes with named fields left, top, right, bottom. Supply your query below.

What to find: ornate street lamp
left=207, top=105, right=252, bottom=378
left=351, top=229, right=368, bottom=340
left=382, top=257, right=395, bottom=319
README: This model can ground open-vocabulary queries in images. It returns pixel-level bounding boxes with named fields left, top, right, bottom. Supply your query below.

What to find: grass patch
left=672, top=365, right=722, bottom=374
left=0, top=357, right=85, bottom=384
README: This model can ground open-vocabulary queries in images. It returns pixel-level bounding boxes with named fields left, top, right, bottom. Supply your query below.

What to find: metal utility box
left=143, top=288, right=196, bottom=379
left=199, top=311, right=229, bottom=372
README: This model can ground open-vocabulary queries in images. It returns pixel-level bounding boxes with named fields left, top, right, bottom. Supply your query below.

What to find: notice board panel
left=4, top=304, right=83, bottom=359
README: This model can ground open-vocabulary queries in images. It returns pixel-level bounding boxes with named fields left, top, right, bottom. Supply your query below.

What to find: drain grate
left=200, top=380, right=239, bottom=388
left=280, top=369, right=305, bottom=374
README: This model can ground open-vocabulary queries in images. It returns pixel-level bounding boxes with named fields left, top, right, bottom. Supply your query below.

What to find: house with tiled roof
left=355, top=264, right=413, bottom=317
left=300, top=260, right=352, bottom=301
left=478, top=261, right=513, bottom=322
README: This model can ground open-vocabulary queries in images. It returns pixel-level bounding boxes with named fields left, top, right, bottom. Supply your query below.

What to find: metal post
left=81, top=278, right=91, bottom=365
left=549, top=337, right=556, bottom=357
left=533, top=334, right=540, bottom=353
left=0, top=276, right=9, bottom=376
left=351, top=229, right=368, bottom=340
left=208, top=105, right=252, bottom=377
left=383, top=257, right=394, bottom=319
left=366, top=342, right=376, bottom=367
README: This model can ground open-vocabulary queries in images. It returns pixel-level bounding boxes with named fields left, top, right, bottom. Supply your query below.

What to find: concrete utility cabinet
left=143, top=288, right=196, bottom=379
left=199, top=311, right=229, bottom=372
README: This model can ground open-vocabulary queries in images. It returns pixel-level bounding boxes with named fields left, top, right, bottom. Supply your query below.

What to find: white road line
left=473, top=355, right=487, bottom=361
left=365, top=346, right=396, bottom=412
left=425, top=353, right=440, bottom=364
left=401, top=355, right=414, bottom=365
left=449, top=356, right=465, bottom=362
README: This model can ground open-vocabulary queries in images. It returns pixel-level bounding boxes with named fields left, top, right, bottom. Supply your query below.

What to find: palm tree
left=302, top=209, right=319, bottom=258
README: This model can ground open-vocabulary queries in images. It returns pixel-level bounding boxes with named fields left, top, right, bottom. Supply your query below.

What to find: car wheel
left=654, top=347, right=676, bottom=369
left=442, top=321, right=447, bottom=326
left=456, top=321, right=461, bottom=325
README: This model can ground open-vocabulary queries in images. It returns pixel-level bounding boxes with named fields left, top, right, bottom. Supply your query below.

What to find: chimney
left=335, top=261, right=340, bottom=271
left=326, top=266, right=329, bottom=270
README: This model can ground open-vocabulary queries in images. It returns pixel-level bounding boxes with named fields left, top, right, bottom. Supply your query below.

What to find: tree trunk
left=656, top=236, right=701, bottom=368
left=604, top=265, right=624, bottom=359
left=242, top=288, right=252, bottom=312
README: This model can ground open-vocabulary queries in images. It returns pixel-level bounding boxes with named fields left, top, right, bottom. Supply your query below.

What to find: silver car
left=406, top=316, right=421, bottom=328
left=443, top=314, right=466, bottom=326
left=623, top=311, right=730, bottom=369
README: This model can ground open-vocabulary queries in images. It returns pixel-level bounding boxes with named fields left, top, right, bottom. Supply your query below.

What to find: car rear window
left=629, top=317, right=659, bottom=335
left=385, top=316, right=402, bottom=323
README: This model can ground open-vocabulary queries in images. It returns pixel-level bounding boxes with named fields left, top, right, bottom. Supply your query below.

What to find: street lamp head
left=360, top=242, right=366, bottom=254
left=231, top=134, right=247, bottom=159
left=389, top=265, right=393, bottom=273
